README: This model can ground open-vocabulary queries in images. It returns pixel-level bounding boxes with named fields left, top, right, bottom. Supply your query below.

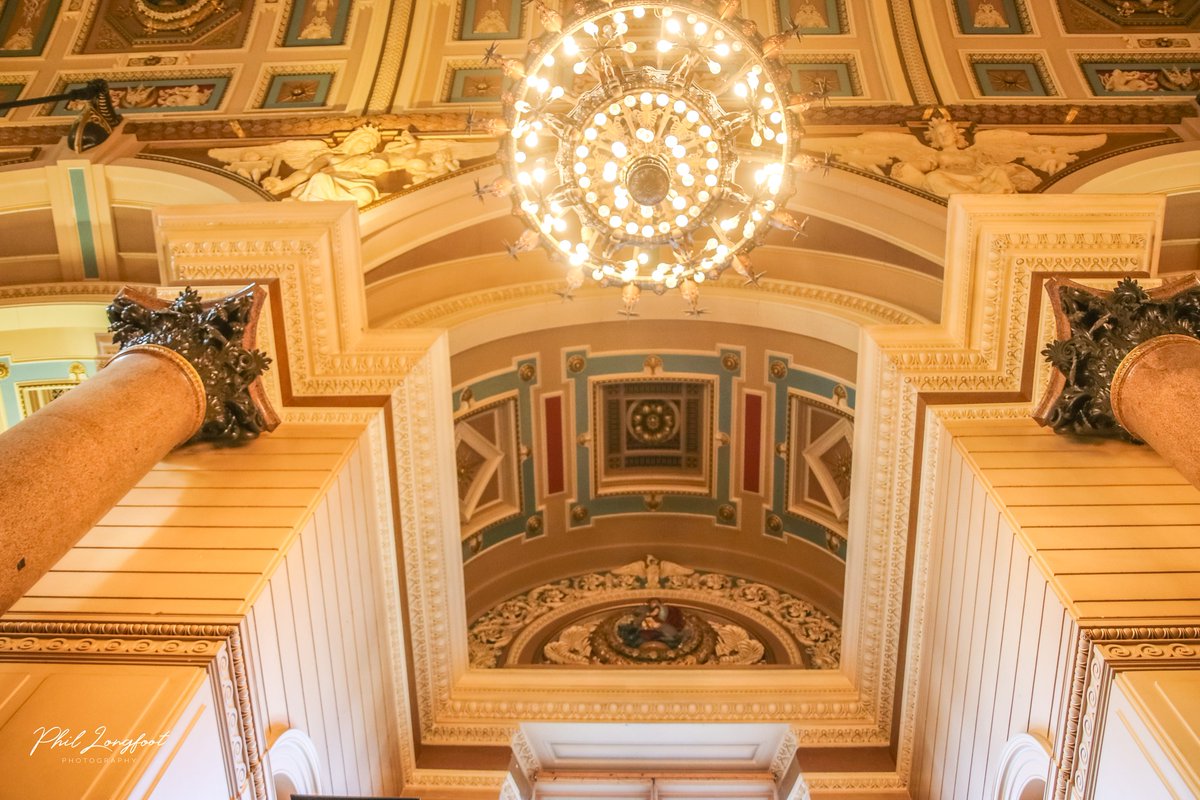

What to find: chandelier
left=482, top=0, right=813, bottom=315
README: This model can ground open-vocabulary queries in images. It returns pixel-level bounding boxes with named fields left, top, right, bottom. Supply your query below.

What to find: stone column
left=1034, top=274, right=1200, bottom=489
left=0, top=285, right=278, bottom=613
left=1111, top=334, right=1200, bottom=489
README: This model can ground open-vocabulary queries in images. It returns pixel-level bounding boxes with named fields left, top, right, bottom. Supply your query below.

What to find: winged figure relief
left=209, top=125, right=497, bottom=208
left=802, top=117, right=1106, bottom=198
left=611, top=554, right=695, bottom=588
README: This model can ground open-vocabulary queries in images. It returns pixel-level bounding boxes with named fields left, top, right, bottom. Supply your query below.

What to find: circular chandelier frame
left=489, top=0, right=814, bottom=314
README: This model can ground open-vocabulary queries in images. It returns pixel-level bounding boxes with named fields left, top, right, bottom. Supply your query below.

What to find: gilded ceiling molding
left=770, top=727, right=799, bottom=783
left=0, top=282, right=149, bottom=303
left=126, top=111, right=496, bottom=141
left=370, top=0, right=417, bottom=111
left=499, top=773, right=523, bottom=800
left=225, top=625, right=267, bottom=800
left=511, top=728, right=541, bottom=779
left=0, top=620, right=232, bottom=662
left=0, top=104, right=1190, bottom=149
left=807, top=101, right=1200, bottom=126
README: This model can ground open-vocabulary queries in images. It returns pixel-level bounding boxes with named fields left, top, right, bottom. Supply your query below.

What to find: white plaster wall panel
left=909, top=432, right=1074, bottom=800
left=1091, top=675, right=1196, bottom=800
left=244, top=429, right=403, bottom=797
left=141, top=678, right=229, bottom=800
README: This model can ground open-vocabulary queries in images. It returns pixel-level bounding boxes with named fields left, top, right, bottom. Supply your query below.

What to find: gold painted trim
left=1110, top=334, right=1198, bottom=433
left=107, top=344, right=206, bottom=444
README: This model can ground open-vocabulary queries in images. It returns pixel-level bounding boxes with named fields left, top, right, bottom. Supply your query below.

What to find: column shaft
left=0, top=345, right=205, bottom=612
left=1111, top=334, right=1200, bottom=490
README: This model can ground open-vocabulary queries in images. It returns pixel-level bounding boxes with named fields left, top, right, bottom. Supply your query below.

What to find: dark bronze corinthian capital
left=107, top=285, right=280, bottom=446
left=1033, top=274, right=1200, bottom=440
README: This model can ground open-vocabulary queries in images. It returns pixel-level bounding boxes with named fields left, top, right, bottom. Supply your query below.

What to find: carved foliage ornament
left=107, top=285, right=279, bottom=445
left=1034, top=275, right=1200, bottom=438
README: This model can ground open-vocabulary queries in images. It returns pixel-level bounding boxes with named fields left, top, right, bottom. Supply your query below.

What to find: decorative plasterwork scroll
left=0, top=621, right=231, bottom=662
left=207, top=125, right=496, bottom=208
left=804, top=118, right=1106, bottom=199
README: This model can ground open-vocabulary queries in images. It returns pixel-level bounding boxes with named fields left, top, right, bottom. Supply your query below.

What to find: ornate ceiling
left=0, top=0, right=1196, bottom=792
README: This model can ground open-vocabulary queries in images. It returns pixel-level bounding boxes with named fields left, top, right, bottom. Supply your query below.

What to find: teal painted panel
left=67, top=168, right=99, bottom=280
left=0, top=0, right=61, bottom=57
left=261, top=73, right=334, bottom=109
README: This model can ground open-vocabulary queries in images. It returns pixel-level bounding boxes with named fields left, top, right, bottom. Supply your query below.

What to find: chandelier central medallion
left=497, top=0, right=806, bottom=313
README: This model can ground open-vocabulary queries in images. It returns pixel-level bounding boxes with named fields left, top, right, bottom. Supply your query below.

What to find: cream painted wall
left=1092, top=671, right=1200, bottom=800
left=137, top=675, right=230, bottom=800
left=245, top=425, right=404, bottom=797
left=0, top=663, right=211, bottom=800
left=907, top=421, right=1074, bottom=800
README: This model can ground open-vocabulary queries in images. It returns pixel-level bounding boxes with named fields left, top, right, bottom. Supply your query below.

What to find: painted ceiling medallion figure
left=475, top=0, right=510, bottom=33
left=542, top=604, right=768, bottom=666
left=299, top=0, right=334, bottom=39
left=972, top=1, right=1008, bottom=28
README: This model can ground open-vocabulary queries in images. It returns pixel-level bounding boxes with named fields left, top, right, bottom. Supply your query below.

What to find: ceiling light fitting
left=483, top=0, right=818, bottom=315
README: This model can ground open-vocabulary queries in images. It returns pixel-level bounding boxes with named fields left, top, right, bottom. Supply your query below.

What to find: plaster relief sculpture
left=208, top=124, right=498, bottom=208
left=469, top=555, right=839, bottom=668
left=803, top=116, right=1106, bottom=198
left=972, top=1, right=1008, bottom=27
left=612, top=554, right=694, bottom=587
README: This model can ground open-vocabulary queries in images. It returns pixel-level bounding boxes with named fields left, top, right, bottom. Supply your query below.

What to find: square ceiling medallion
left=595, top=379, right=712, bottom=497
left=453, top=357, right=540, bottom=560
left=767, top=357, right=854, bottom=556
left=954, top=0, right=1029, bottom=34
